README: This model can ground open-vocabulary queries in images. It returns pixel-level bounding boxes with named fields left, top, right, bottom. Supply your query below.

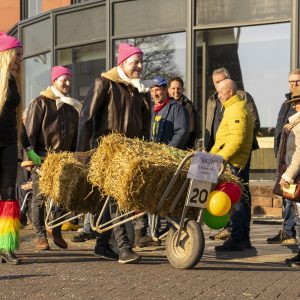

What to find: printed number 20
left=190, top=188, right=208, bottom=204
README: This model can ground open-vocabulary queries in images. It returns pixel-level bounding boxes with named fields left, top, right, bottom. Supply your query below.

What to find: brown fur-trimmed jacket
left=25, top=87, right=79, bottom=157
left=77, top=67, right=151, bottom=151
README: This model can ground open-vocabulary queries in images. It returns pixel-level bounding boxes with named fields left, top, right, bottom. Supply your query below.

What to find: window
left=56, top=42, right=106, bottom=101
left=114, top=32, right=186, bottom=82
left=196, top=0, right=291, bottom=26
left=24, top=53, right=51, bottom=107
left=113, top=0, right=186, bottom=36
left=195, top=23, right=290, bottom=180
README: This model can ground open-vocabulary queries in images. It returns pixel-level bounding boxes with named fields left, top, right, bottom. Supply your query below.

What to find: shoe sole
left=118, top=257, right=140, bottom=264
left=215, top=247, right=244, bottom=252
left=93, top=252, right=118, bottom=261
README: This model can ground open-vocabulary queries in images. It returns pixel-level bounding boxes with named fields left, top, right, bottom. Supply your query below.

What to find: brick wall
left=250, top=184, right=282, bottom=217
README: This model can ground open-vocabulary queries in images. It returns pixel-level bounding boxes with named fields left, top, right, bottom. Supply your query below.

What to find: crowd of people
left=1, top=31, right=300, bottom=268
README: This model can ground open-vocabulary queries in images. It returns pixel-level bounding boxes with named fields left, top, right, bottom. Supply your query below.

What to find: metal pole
left=291, top=0, right=299, bottom=69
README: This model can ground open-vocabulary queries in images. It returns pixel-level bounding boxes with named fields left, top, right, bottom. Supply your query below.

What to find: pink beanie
left=0, top=32, right=22, bottom=51
left=51, top=66, right=72, bottom=82
left=117, top=43, right=143, bottom=65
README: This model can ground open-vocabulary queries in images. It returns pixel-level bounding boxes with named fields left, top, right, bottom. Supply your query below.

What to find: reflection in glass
left=57, top=42, right=106, bottom=101
left=196, top=0, right=291, bottom=25
left=28, top=0, right=42, bottom=18
left=114, top=32, right=186, bottom=82
left=24, top=52, right=51, bottom=107
left=195, top=23, right=290, bottom=180
left=196, top=23, right=290, bottom=132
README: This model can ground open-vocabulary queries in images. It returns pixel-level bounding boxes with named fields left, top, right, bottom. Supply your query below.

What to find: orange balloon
left=207, top=190, right=231, bottom=216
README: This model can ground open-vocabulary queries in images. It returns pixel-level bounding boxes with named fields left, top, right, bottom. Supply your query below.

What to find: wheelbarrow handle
left=218, top=160, right=227, bottom=177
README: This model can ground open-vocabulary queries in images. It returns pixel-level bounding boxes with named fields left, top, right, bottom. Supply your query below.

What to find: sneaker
left=267, top=230, right=296, bottom=245
left=215, top=237, right=244, bottom=252
left=281, top=236, right=297, bottom=246
left=36, top=238, right=50, bottom=251
left=134, top=236, right=161, bottom=248
left=61, top=222, right=81, bottom=231
left=239, top=238, right=252, bottom=249
left=72, top=232, right=95, bottom=243
left=285, top=253, right=300, bottom=267
left=94, top=246, right=119, bottom=261
left=209, top=229, right=231, bottom=240
left=118, top=249, right=140, bottom=264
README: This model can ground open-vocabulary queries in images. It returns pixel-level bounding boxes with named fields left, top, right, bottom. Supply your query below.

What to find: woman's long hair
left=0, top=48, right=23, bottom=137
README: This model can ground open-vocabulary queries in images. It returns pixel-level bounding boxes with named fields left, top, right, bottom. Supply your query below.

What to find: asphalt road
left=1, top=223, right=300, bottom=300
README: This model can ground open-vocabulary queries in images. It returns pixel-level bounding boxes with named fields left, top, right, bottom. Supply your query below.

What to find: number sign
left=186, top=179, right=212, bottom=208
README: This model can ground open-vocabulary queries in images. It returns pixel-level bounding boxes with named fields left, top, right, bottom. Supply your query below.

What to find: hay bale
left=88, top=134, right=193, bottom=215
left=39, top=152, right=102, bottom=214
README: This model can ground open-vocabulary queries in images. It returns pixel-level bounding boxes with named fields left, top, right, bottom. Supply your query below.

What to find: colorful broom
left=0, top=200, right=20, bottom=252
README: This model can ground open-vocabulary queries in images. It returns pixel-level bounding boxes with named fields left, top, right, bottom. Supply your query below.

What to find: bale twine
left=39, top=152, right=102, bottom=214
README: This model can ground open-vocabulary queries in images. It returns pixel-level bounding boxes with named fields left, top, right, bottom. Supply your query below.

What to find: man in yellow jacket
left=210, top=79, right=253, bottom=251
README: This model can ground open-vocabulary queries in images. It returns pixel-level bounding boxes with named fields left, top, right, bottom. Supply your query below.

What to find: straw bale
left=88, top=133, right=240, bottom=216
left=39, top=152, right=102, bottom=214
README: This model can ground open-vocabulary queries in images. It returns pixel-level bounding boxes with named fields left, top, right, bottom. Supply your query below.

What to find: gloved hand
left=26, top=149, right=41, bottom=165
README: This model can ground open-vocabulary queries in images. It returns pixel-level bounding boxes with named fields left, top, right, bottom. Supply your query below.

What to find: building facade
left=6, top=0, right=300, bottom=180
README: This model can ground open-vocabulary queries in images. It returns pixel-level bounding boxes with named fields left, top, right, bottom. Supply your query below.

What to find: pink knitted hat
left=0, top=32, right=22, bottom=51
left=51, top=66, right=72, bottom=82
left=117, top=43, right=143, bottom=65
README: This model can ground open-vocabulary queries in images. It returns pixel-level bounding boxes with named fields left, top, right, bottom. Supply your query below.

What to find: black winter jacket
left=274, top=93, right=296, bottom=157
left=0, top=76, right=20, bottom=146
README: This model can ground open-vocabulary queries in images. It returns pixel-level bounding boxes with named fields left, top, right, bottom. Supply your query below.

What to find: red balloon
left=215, top=182, right=242, bottom=205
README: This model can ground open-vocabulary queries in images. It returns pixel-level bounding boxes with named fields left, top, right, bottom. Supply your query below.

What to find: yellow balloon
left=207, top=190, right=231, bottom=216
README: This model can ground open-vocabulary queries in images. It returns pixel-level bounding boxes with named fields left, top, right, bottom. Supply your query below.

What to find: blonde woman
left=0, top=32, right=23, bottom=264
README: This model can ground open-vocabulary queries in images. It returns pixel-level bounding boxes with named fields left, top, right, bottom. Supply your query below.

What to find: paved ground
left=1, top=223, right=300, bottom=300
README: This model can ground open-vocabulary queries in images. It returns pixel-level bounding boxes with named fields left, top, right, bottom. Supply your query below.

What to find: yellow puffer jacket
left=210, top=95, right=253, bottom=169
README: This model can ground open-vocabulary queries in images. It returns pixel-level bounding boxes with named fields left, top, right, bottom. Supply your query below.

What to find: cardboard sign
left=187, top=152, right=223, bottom=183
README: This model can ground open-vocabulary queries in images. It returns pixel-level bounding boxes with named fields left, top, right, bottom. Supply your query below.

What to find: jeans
left=0, top=143, right=18, bottom=200
left=82, top=213, right=93, bottom=234
left=229, top=163, right=251, bottom=241
left=283, top=199, right=296, bottom=237
left=96, top=198, right=132, bottom=251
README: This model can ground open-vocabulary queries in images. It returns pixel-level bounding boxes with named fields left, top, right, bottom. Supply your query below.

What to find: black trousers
left=0, top=143, right=18, bottom=200
left=31, top=171, right=64, bottom=238
left=96, top=198, right=132, bottom=251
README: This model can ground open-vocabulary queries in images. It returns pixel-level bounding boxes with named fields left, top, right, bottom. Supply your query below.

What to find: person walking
left=77, top=43, right=151, bottom=264
left=0, top=32, right=23, bottom=264
left=25, top=66, right=80, bottom=251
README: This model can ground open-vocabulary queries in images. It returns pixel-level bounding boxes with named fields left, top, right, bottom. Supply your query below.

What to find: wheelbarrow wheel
left=166, top=219, right=205, bottom=269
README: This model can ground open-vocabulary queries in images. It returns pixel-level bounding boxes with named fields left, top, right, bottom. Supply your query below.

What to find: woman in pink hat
left=0, top=32, right=23, bottom=265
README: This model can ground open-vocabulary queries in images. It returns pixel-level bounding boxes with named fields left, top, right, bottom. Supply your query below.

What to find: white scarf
left=51, top=86, right=82, bottom=114
left=116, top=66, right=155, bottom=93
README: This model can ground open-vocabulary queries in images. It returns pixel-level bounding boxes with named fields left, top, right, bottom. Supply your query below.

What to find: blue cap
left=152, top=76, right=168, bottom=87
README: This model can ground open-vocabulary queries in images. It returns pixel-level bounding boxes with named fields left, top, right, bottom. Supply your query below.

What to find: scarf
left=277, top=113, right=300, bottom=172
left=154, top=97, right=170, bottom=113
left=116, top=66, right=155, bottom=93
left=51, top=86, right=82, bottom=114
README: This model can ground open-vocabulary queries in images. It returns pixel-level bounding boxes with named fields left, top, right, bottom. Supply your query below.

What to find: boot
left=134, top=230, right=161, bottom=248
left=48, top=226, right=68, bottom=249
left=36, top=237, right=50, bottom=251
left=0, top=251, right=20, bottom=265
